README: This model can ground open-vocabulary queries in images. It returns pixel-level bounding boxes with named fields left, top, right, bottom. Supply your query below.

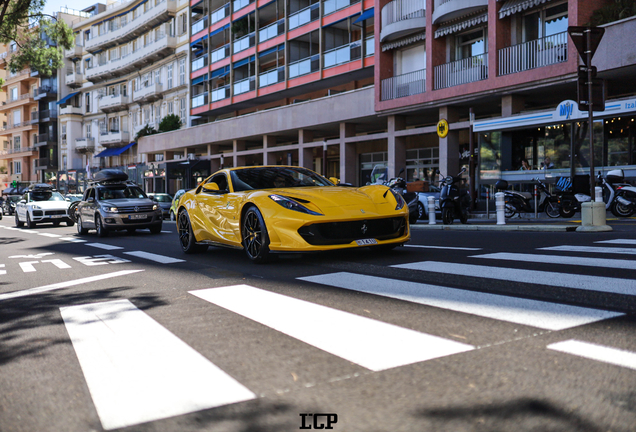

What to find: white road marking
left=596, top=239, right=636, bottom=245
left=61, top=299, right=256, bottom=430
left=9, top=253, right=54, bottom=259
left=0, top=264, right=5, bottom=275
left=19, top=261, right=39, bottom=273
left=191, top=285, right=473, bottom=371
left=393, top=261, right=636, bottom=296
left=86, top=243, right=124, bottom=250
left=38, top=233, right=62, bottom=238
left=405, top=245, right=482, bottom=251
left=60, top=237, right=87, bottom=243
left=547, top=340, right=636, bottom=371
left=539, top=245, right=636, bottom=255
left=0, top=270, right=144, bottom=301
left=73, top=255, right=131, bottom=266
left=161, top=231, right=172, bottom=233
left=471, top=252, right=636, bottom=270
left=298, top=272, right=622, bottom=331
left=3, top=227, right=20, bottom=230
left=123, top=251, right=185, bottom=264
left=41, top=259, right=72, bottom=269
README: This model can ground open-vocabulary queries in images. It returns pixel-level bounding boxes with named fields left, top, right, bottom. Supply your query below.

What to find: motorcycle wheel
left=544, top=201, right=561, bottom=219
left=442, top=208, right=454, bottom=225
left=559, top=205, right=576, bottom=218
left=610, top=200, right=635, bottom=218
left=504, top=203, right=517, bottom=218
left=460, top=211, right=468, bottom=224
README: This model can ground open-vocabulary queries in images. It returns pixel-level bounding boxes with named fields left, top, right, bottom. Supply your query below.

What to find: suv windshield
left=29, top=191, right=65, bottom=202
left=98, top=186, right=146, bottom=200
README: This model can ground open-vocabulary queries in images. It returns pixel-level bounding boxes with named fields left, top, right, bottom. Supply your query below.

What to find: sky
left=44, top=0, right=93, bottom=17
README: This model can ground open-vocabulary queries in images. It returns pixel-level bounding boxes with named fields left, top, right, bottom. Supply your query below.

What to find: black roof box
left=94, top=169, right=128, bottom=182
left=29, top=183, right=54, bottom=190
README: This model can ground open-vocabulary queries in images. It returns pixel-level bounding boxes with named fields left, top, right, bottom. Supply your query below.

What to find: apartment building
left=56, top=0, right=191, bottom=193
left=138, top=0, right=636, bottom=195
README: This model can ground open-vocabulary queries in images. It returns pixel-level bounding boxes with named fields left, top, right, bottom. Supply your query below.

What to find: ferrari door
left=194, top=174, right=241, bottom=246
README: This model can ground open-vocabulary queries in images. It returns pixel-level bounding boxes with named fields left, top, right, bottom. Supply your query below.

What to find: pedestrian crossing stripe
left=547, top=340, right=636, bottom=371
left=596, top=239, right=636, bottom=245
left=540, top=245, right=636, bottom=255
left=190, top=285, right=474, bottom=372
left=471, top=252, right=636, bottom=270
left=61, top=299, right=256, bottom=430
left=392, top=261, right=636, bottom=296
left=297, top=272, right=622, bottom=331
left=124, top=251, right=185, bottom=264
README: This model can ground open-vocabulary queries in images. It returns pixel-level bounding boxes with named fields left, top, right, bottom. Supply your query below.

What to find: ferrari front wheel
left=242, top=207, right=271, bottom=263
left=178, top=210, right=208, bottom=254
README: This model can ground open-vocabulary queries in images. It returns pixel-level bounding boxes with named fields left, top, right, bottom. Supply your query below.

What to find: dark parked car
left=75, top=170, right=163, bottom=237
left=147, top=193, right=173, bottom=219
left=3, top=195, right=23, bottom=216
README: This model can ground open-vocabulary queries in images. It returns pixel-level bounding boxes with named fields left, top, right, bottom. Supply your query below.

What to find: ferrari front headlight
left=269, top=195, right=323, bottom=216
left=389, top=189, right=405, bottom=210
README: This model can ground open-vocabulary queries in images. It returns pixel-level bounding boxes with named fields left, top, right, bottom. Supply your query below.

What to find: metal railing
left=35, top=132, right=56, bottom=144
left=381, top=0, right=425, bottom=27
left=192, top=93, right=208, bottom=108
left=259, top=66, right=285, bottom=88
left=233, top=76, right=256, bottom=95
left=498, top=31, right=568, bottom=76
left=5, top=94, right=31, bottom=105
left=434, top=52, right=488, bottom=90
left=381, top=68, right=425, bottom=100
left=4, top=146, right=36, bottom=154
left=323, top=0, right=356, bottom=15
left=192, top=54, right=208, bottom=71
left=259, top=19, right=285, bottom=43
left=323, top=41, right=361, bottom=69
left=191, top=16, right=207, bottom=35
left=288, top=54, right=320, bottom=79
left=211, top=85, right=231, bottom=102
left=211, top=44, right=230, bottom=63
left=233, top=0, right=253, bottom=12
left=234, top=32, right=255, bottom=53
left=289, top=3, right=320, bottom=30
left=211, top=3, right=230, bottom=25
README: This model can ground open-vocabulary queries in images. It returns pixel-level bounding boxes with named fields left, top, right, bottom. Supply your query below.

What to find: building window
left=179, top=58, right=186, bottom=86
left=86, top=124, right=92, bottom=138
left=86, top=93, right=91, bottom=113
left=12, top=110, right=21, bottom=127
left=167, top=64, right=173, bottom=89
left=155, top=68, right=161, bottom=85
left=14, top=161, right=21, bottom=174
left=9, top=86, right=17, bottom=102
left=180, top=98, right=186, bottom=124
left=523, top=2, right=568, bottom=41
left=168, top=101, right=174, bottom=114
left=13, top=136, right=20, bottom=150
left=457, top=28, right=486, bottom=60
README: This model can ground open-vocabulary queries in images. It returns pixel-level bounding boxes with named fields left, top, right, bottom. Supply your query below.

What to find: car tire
left=26, top=213, right=35, bottom=229
left=66, top=219, right=75, bottom=227
left=127, top=228, right=136, bottom=234
left=178, top=210, right=208, bottom=254
left=53, top=221, right=60, bottom=227
left=242, top=206, right=271, bottom=263
left=417, top=202, right=425, bottom=220
left=95, top=214, right=109, bottom=238
left=170, top=210, right=175, bottom=221
left=149, top=224, right=162, bottom=234
left=15, top=212, right=23, bottom=228
left=77, top=216, right=88, bottom=235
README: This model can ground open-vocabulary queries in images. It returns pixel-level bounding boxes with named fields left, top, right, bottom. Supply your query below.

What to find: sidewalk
left=410, top=211, right=581, bottom=232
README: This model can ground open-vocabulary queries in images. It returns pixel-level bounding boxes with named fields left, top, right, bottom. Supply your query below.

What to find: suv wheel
left=15, top=212, right=23, bottom=227
left=77, top=216, right=88, bottom=235
left=26, top=212, right=36, bottom=229
left=95, top=214, right=109, bottom=237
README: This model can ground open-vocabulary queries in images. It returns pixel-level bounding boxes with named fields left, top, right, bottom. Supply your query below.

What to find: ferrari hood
left=270, top=186, right=390, bottom=211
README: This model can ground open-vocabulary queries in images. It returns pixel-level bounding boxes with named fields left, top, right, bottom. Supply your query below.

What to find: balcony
left=192, top=93, right=208, bottom=109
left=0, top=121, right=38, bottom=136
left=66, top=70, right=84, bottom=87
left=65, top=44, right=84, bottom=59
left=234, top=32, right=255, bottom=54
left=210, top=3, right=230, bottom=25
left=323, top=41, right=362, bottom=69
left=233, top=0, right=254, bottom=13
left=2, top=93, right=33, bottom=108
left=75, top=137, right=95, bottom=153
left=211, top=85, right=230, bottom=102
left=0, top=145, right=37, bottom=156
left=35, top=157, right=58, bottom=170
left=258, top=19, right=284, bottom=44
left=499, top=32, right=568, bottom=76
left=60, top=105, right=83, bottom=116
left=133, top=83, right=163, bottom=103
left=380, top=0, right=426, bottom=42
left=381, top=68, right=425, bottom=100
left=32, top=109, right=58, bottom=123
left=34, top=86, right=56, bottom=101
left=288, top=3, right=319, bottom=30
left=99, top=130, right=130, bottom=147
left=86, top=34, right=177, bottom=83
left=192, top=54, right=208, bottom=73
left=5, top=68, right=32, bottom=84
left=432, top=0, right=487, bottom=24
left=288, top=54, right=319, bottom=79
left=34, top=133, right=57, bottom=147
left=323, top=0, right=357, bottom=15
left=85, top=0, right=177, bottom=53
left=99, top=94, right=130, bottom=112
left=211, top=44, right=230, bottom=64
left=233, top=76, right=255, bottom=95
left=259, top=66, right=285, bottom=88
left=434, top=52, right=488, bottom=89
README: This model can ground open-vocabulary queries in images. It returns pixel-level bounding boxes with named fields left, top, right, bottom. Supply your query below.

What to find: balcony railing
left=323, top=0, right=356, bottom=15
left=34, top=109, right=58, bottom=121
left=191, top=16, right=207, bottom=35
left=60, top=105, right=83, bottom=115
left=233, top=0, right=253, bottom=13
left=35, top=132, right=57, bottom=146
left=323, top=41, right=361, bottom=69
left=233, top=32, right=255, bottom=53
left=289, top=3, right=320, bottom=30
left=192, top=93, right=208, bottom=108
left=192, top=54, right=208, bottom=72
left=99, top=94, right=130, bottom=111
left=65, top=70, right=84, bottom=86
left=99, top=130, right=130, bottom=146
left=288, top=54, right=320, bottom=79
left=382, top=0, right=425, bottom=27
left=4, top=93, right=31, bottom=107
left=35, top=157, right=57, bottom=170
left=2, top=145, right=36, bottom=154
left=6, top=68, right=31, bottom=82
left=211, top=44, right=230, bottom=63
left=233, top=76, right=256, bottom=95
left=211, top=85, right=231, bottom=102
left=381, top=68, right=425, bottom=100
left=434, top=52, right=488, bottom=90
left=259, top=66, right=285, bottom=88
left=498, top=31, right=568, bottom=76
left=211, top=3, right=230, bottom=25
left=134, top=82, right=163, bottom=102
left=258, top=19, right=285, bottom=43
left=64, top=44, right=84, bottom=58
left=75, top=137, right=95, bottom=152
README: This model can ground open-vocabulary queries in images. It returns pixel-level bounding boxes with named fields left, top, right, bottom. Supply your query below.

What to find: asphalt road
left=0, top=217, right=635, bottom=432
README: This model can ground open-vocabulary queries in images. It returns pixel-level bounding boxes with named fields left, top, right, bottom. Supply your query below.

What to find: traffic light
left=11, top=180, right=17, bottom=188
left=577, top=65, right=605, bottom=112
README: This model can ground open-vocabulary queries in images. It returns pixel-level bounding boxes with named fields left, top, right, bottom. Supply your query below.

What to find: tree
left=134, top=124, right=158, bottom=142
left=0, top=0, right=74, bottom=80
left=158, top=114, right=182, bottom=133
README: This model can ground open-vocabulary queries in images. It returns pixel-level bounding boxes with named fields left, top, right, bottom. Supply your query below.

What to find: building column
left=438, top=106, right=460, bottom=178
left=501, top=95, right=525, bottom=117
left=387, top=115, right=406, bottom=179
left=263, top=135, right=277, bottom=165
left=339, top=122, right=356, bottom=184
left=233, top=140, right=245, bottom=167
left=298, top=129, right=314, bottom=169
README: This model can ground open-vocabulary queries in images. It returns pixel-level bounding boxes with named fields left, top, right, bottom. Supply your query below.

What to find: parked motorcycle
left=534, top=178, right=561, bottom=218
left=386, top=169, right=419, bottom=225
left=495, top=180, right=532, bottom=218
left=605, top=169, right=636, bottom=217
left=439, top=167, right=470, bottom=224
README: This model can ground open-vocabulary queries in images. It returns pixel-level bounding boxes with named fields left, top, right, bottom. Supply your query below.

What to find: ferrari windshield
left=230, top=167, right=333, bottom=191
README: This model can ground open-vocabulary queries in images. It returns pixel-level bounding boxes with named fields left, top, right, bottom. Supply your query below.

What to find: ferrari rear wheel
left=242, top=207, right=271, bottom=263
left=178, top=210, right=208, bottom=254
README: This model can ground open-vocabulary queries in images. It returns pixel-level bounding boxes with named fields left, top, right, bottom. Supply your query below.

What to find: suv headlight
left=105, top=207, right=118, bottom=212
left=269, top=195, right=323, bottom=215
left=153, top=204, right=158, bottom=211
left=389, top=189, right=406, bottom=210
left=31, top=205, right=41, bottom=210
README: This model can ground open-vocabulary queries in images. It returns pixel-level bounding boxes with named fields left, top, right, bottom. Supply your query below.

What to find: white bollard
left=427, top=196, right=436, bottom=225
left=595, top=186, right=603, bottom=202
left=495, top=192, right=506, bottom=225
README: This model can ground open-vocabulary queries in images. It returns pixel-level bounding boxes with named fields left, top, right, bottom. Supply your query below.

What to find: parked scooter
left=439, top=167, right=470, bottom=224
left=605, top=169, right=636, bottom=217
left=495, top=180, right=532, bottom=218
left=386, top=169, right=419, bottom=224
left=557, top=173, right=619, bottom=218
left=534, top=178, right=561, bottom=218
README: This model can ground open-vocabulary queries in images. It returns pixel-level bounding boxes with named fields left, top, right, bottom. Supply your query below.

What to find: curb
left=410, top=223, right=579, bottom=232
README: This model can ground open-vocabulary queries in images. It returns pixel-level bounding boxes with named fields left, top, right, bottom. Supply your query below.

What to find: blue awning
left=211, top=65, right=230, bottom=78
left=192, top=74, right=208, bottom=85
left=190, top=34, right=208, bottom=48
left=353, top=8, right=374, bottom=24
left=210, top=24, right=229, bottom=37
left=233, top=55, right=255, bottom=68
left=56, top=91, right=80, bottom=105
left=96, top=142, right=136, bottom=158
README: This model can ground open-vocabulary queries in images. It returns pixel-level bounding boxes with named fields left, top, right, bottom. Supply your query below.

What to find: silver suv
left=75, top=174, right=162, bottom=237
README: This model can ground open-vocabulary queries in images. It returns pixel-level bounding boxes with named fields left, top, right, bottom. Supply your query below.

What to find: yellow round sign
left=437, top=119, right=449, bottom=138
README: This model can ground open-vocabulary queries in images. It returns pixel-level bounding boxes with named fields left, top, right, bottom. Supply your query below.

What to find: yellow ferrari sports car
left=176, top=166, right=410, bottom=262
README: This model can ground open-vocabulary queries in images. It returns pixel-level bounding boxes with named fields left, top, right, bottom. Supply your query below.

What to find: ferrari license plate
left=129, top=214, right=147, bottom=220
left=356, top=238, right=378, bottom=246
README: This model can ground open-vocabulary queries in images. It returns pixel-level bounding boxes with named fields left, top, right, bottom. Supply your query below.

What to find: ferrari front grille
left=298, top=217, right=406, bottom=245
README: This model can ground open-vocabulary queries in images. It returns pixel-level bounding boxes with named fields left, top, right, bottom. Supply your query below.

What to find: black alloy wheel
left=95, top=214, right=109, bottom=238
left=77, top=216, right=88, bottom=235
left=442, top=208, right=454, bottom=225
left=417, top=202, right=425, bottom=220
left=242, top=207, right=271, bottom=263
left=545, top=200, right=561, bottom=218
left=178, top=210, right=208, bottom=254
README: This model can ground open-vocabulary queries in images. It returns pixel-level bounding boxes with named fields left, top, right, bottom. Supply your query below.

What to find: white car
left=15, top=185, right=74, bottom=228
left=416, top=186, right=442, bottom=220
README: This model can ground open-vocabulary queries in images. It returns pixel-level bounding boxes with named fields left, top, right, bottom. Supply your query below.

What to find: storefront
left=143, top=164, right=167, bottom=194
left=166, top=159, right=210, bottom=195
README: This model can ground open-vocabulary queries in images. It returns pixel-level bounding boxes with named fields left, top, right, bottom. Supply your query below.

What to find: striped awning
left=382, top=32, right=425, bottom=52
left=499, top=0, right=554, bottom=19
left=434, top=11, right=487, bottom=38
